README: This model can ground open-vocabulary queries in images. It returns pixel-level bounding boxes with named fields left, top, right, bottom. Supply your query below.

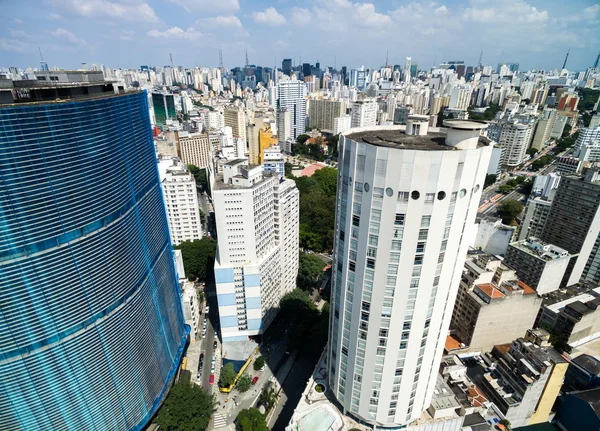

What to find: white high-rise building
left=213, top=159, right=299, bottom=342
left=404, top=56, right=412, bottom=84
left=224, top=107, right=247, bottom=143
left=328, top=118, right=493, bottom=427
left=158, top=157, right=203, bottom=245
left=351, top=99, right=377, bottom=128
left=334, top=115, right=352, bottom=135
left=176, top=131, right=211, bottom=169
left=574, top=126, right=600, bottom=162
left=449, top=86, right=472, bottom=111
left=277, top=78, right=307, bottom=140
left=205, top=110, right=225, bottom=130
left=488, top=120, right=533, bottom=169
left=277, top=108, right=292, bottom=148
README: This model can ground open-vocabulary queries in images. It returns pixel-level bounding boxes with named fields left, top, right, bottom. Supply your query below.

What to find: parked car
left=213, top=341, right=217, bottom=349
left=209, top=375, right=215, bottom=385
left=199, top=353, right=204, bottom=366
left=252, top=376, right=259, bottom=385
left=211, top=363, right=215, bottom=374
left=205, top=305, right=209, bottom=314
left=214, top=332, right=218, bottom=340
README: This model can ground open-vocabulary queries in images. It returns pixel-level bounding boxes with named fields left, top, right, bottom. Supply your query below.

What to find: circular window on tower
left=459, top=188, right=467, bottom=198
left=474, top=184, right=480, bottom=193
left=364, top=183, right=370, bottom=192
left=411, top=190, right=420, bottom=200
left=437, top=191, right=446, bottom=200
left=386, top=187, right=393, bottom=197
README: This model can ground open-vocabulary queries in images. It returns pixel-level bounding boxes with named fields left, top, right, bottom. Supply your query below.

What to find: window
left=395, top=213, right=405, bottom=225
left=400, top=341, right=408, bottom=349
left=451, top=191, right=458, bottom=202
left=386, top=187, right=394, bottom=197
left=357, top=155, right=366, bottom=171
left=355, top=182, right=363, bottom=192
left=398, top=191, right=409, bottom=202
left=368, top=235, right=378, bottom=246
left=349, top=261, right=356, bottom=272
left=367, top=259, right=376, bottom=269
left=414, top=255, right=423, bottom=265
left=352, top=215, right=360, bottom=227
left=379, top=329, right=388, bottom=337
left=391, top=240, right=402, bottom=251
left=459, top=188, right=467, bottom=198
left=416, top=242, right=426, bottom=253
left=367, top=247, right=377, bottom=258
left=410, top=278, right=419, bottom=288
left=371, top=209, right=382, bottom=222
left=350, top=250, right=357, bottom=261
left=353, top=202, right=361, bottom=214
left=374, top=187, right=384, bottom=198
left=418, top=229, right=428, bottom=240
left=425, top=193, right=435, bottom=203
left=421, top=215, right=431, bottom=227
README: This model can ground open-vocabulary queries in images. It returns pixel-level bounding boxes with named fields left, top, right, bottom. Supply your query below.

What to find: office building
left=504, top=238, right=571, bottom=295
left=224, top=107, right=247, bottom=144
left=308, top=99, right=346, bottom=131
left=350, top=98, right=377, bottom=128
left=282, top=58, right=292, bottom=76
left=277, top=78, right=307, bottom=140
left=475, top=337, right=567, bottom=428
left=0, top=78, right=188, bottom=430
left=176, top=131, right=211, bottom=169
left=334, top=115, right=352, bottom=135
left=152, top=92, right=176, bottom=128
left=541, top=169, right=600, bottom=286
left=277, top=108, right=292, bottom=148
left=158, top=157, right=203, bottom=245
left=517, top=197, right=553, bottom=241
left=554, top=388, right=600, bottom=431
left=450, top=252, right=541, bottom=353
left=327, top=119, right=493, bottom=426
left=213, top=159, right=299, bottom=342
left=449, top=86, right=472, bottom=111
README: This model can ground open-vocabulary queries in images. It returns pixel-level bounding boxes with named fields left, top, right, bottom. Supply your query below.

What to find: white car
left=211, top=363, right=215, bottom=373
left=205, top=306, right=209, bottom=314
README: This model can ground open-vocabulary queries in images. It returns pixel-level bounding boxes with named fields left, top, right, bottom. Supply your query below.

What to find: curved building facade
left=328, top=119, right=492, bottom=427
left=0, top=90, right=188, bottom=430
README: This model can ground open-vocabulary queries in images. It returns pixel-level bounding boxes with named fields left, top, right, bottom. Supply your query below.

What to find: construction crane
left=562, top=48, right=570, bottom=70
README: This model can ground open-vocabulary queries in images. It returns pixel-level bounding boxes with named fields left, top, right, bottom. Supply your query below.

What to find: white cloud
left=196, top=16, right=242, bottom=29
left=167, top=0, right=239, bottom=13
left=9, top=29, right=32, bottom=40
left=290, top=7, right=312, bottom=26
left=147, top=27, right=203, bottom=40
left=51, top=28, right=87, bottom=45
left=353, top=3, right=392, bottom=27
left=55, top=0, right=158, bottom=22
left=463, top=0, right=548, bottom=24
left=0, top=38, right=27, bottom=52
left=47, top=12, right=63, bottom=20
left=435, top=5, right=449, bottom=16
left=252, top=7, right=287, bottom=26
left=462, top=7, right=496, bottom=22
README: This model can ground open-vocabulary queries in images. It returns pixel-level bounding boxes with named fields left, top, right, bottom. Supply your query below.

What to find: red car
left=209, top=375, right=215, bottom=385
left=252, top=376, right=259, bottom=385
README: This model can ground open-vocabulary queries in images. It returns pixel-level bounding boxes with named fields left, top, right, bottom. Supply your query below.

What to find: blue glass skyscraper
left=0, top=76, right=189, bottom=431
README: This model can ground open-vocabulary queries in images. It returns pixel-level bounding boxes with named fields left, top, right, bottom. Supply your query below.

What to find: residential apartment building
left=158, top=157, right=203, bottom=245
left=327, top=119, right=493, bottom=426
left=263, top=146, right=285, bottom=177
left=450, top=252, right=541, bottom=353
left=517, top=197, right=553, bottom=241
left=448, top=86, right=472, bottom=111
left=334, top=115, right=352, bottom=135
left=176, top=131, right=211, bottom=169
left=224, top=107, right=247, bottom=143
left=488, top=120, right=533, bottom=169
left=350, top=98, right=377, bottom=128
left=277, top=78, right=307, bottom=140
left=213, top=159, right=299, bottom=342
left=541, top=169, right=600, bottom=286
left=504, top=237, right=571, bottom=295
left=277, top=107, right=292, bottom=148
left=574, top=126, right=600, bottom=162
left=308, top=99, right=347, bottom=131
left=474, top=337, right=567, bottom=428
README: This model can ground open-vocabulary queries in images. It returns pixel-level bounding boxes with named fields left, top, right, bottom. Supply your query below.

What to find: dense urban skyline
left=1, top=0, right=599, bottom=72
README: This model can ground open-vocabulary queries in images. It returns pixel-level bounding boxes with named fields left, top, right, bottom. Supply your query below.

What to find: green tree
left=174, top=238, right=216, bottom=281
left=499, top=418, right=512, bottom=431
left=284, top=162, right=294, bottom=179
left=327, top=134, right=340, bottom=159
left=297, top=251, right=326, bottom=290
left=279, top=289, right=329, bottom=355
left=188, top=164, right=208, bottom=189
left=311, top=167, right=338, bottom=197
left=258, top=388, right=277, bottom=411
left=236, top=374, right=252, bottom=393
left=236, top=408, right=269, bottom=431
left=526, top=147, right=538, bottom=156
left=253, top=356, right=265, bottom=371
left=498, top=184, right=515, bottom=194
left=484, top=174, right=497, bottom=188
left=562, top=123, right=572, bottom=138
left=153, top=375, right=216, bottom=431
left=296, top=134, right=310, bottom=145
left=219, top=363, right=236, bottom=388
left=497, top=200, right=524, bottom=225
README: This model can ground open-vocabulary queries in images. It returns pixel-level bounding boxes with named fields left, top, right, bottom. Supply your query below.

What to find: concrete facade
left=328, top=120, right=493, bottom=426
left=517, top=197, right=553, bottom=241
left=308, top=99, right=346, bottom=131
left=176, top=131, right=211, bottom=169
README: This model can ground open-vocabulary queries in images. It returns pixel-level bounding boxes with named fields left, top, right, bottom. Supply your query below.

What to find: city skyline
left=1, top=0, right=599, bottom=72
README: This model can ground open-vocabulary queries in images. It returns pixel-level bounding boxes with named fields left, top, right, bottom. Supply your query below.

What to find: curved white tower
left=328, top=119, right=492, bottom=427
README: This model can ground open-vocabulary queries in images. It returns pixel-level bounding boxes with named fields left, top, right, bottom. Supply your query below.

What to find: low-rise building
left=450, top=252, right=541, bottom=353
left=504, top=237, right=571, bottom=294
left=473, top=218, right=516, bottom=256
left=554, top=388, right=600, bottom=431
left=468, top=337, right=567, bottom=428
left=564, top=354, right=600, bottom=392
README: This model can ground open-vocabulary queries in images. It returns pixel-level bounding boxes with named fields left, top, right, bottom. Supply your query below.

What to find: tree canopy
left=174, top=238, right=216, bottom=281
left=253, top=356, right=265, bottom=371
left=280, top=289, right=329, bottom=356
left=296, top=134, right=310, bottom=145
left=497, top=199, right=524, bottom=225
left=188, top=164, right=208, bottom=189
left=219, top=362, right=236, bottom=388
left=484, top=174, right=497, bottom=188
left=236, top=408, right=269, bottom=431
left=297, top=252, right=326, bottom=291
left=294, top=167, right=337, bottom=252
left=467, top=103, right=503, bottom=121
left=236, top=374, right=252, bottom=393
left=153, top=375, right=215, bottom=431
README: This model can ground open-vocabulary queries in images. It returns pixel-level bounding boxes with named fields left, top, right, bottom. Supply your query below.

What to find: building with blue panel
left=0, top=76, right=188, bottom=431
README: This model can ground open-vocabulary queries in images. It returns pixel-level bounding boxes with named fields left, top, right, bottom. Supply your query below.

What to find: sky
left=1, top=0, right=599, bottom=72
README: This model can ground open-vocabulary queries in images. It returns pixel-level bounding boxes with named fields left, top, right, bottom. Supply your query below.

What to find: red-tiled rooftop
left=477, top=283, right=505, bottom=299
left=445, top=335, right=462, bottom=352
left=467, top=385, right=488, bottom=407
left=493, top=343, right=511, bottom=356
left=518, top=280, right=536, bottom=295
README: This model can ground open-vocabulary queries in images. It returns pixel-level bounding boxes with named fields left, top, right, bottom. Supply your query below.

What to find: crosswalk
left=213, top=413, right=227, bottom=428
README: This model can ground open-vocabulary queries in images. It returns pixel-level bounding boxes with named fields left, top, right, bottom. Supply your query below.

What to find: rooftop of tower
left=345, top=121, right=492, bottom=151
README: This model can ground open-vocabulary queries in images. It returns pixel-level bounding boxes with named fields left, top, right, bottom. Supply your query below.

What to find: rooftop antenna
left=478, top=50, right=483, bottom=68
left=245, top=47, right=249, bottom=67
left=334, top=56, right=336, bottom=70
left=38, top=46, right=48, bottom=70
left=170, top=53, right=174, bottom=69
left=594, top=51, right=600, bottom=69
left=562, top=48, right=570, bottom=70
left=385, top=50, right=389, bottom=68
left=219, top=48, right=224, bottom=69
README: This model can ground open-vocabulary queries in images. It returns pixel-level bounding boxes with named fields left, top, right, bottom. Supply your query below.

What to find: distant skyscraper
left=0, top=77, right=188, bottom=430
left=213, top=160, right=299, bottom=342
left=152, top=92, right=176, bottom=128
left=404, top=56, right=412, bottom=84
left=328, top=118, right=492, bottom=426
left=282, top=58, right=292, bottom=76
left=277, top=78, right=307, bottom=140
